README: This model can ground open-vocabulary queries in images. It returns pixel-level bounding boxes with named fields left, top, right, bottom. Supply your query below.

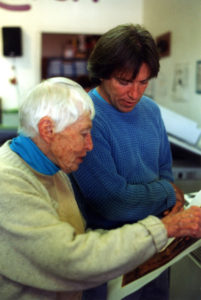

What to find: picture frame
left=156, top=32, right=171, bottom=58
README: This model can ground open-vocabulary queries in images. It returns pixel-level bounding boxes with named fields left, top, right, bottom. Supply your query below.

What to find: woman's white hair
left=19, top=77, right=95, bottom=137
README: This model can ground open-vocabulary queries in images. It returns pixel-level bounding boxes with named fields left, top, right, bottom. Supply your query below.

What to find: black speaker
left=2, top=27, right=22, bottom=57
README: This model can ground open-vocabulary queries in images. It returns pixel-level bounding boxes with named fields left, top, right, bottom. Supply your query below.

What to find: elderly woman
left=0, top=77, right=200, bottom=300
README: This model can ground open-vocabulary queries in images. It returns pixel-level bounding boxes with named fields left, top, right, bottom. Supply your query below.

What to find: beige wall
left=0, top=0, right=142, bottom=109
left=143, top=0, right=201, bottom=127
left=2, top=0, right=200, bottom=130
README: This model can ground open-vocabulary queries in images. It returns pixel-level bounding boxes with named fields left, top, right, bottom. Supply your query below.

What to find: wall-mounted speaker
left=2, top=27, right=22, bottom=57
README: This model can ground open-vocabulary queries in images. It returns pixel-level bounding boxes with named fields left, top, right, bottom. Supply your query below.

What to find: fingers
left=163, top=209, right=171, bottom=216
left=170, top=202, right=184, bottom=214
left=162, top=206, right=201, bottom=238
left=167, top=183, right=185, bottom=215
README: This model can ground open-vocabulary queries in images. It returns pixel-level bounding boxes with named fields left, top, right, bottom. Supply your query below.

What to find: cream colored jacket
left=0, top=141, right=168, bottom=300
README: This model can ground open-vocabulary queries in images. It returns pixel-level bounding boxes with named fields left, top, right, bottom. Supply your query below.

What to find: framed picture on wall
left=196, top=60, right=201, bottom=94
left=156, top=32, right=171, bottom=58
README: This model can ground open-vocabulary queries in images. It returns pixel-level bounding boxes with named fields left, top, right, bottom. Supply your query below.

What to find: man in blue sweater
left=70, top=24, right=184, bottom=300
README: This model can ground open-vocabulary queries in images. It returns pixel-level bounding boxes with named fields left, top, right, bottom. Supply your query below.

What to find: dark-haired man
left=70, top=24, right=184, bottom=300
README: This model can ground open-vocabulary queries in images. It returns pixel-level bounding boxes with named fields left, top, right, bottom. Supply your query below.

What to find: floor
left=169, top=254, right=201, bottom=300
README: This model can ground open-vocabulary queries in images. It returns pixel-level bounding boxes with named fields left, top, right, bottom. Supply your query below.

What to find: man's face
left=49, top=114, right=93, bottom=173
left=98, top=63, right=150, bottom=113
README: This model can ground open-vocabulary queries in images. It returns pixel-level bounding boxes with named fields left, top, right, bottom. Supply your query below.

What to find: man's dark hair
left=87, top=24, right=160, bottom=85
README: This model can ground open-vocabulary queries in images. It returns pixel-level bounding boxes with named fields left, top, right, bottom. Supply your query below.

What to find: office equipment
left=159, top=105, right=201, bottom=193
left=2, top=27, right=22, bottom=57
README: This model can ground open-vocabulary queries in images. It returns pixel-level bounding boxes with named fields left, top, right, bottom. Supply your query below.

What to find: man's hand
left=170, top=183, right=185, bottom=213
left=162, top=206, right=201, bottom=238
left=163, top=183, right=185, bottom=216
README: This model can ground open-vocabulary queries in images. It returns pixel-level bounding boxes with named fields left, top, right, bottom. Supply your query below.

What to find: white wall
left=1, top=0, right=201, bottom=128
left=143, top=0, right=201, bottom=127
left=0, top=0, right=143, bottom=109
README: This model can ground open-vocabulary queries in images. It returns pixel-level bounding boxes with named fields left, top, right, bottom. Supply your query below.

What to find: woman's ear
left=38, top=116, right=54, bottom=144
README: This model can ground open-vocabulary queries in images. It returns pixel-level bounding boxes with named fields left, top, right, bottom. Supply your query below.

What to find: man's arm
left=157, top=113, right=185, bottom=215
left=72, top=129, right=176, bottom=224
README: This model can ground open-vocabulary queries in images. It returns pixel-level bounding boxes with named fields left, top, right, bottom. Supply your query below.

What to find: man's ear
left=38, top=116, right=54, bottom=144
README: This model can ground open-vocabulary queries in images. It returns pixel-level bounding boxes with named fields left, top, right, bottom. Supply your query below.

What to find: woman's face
left=49, top=114, right=93, bottom=173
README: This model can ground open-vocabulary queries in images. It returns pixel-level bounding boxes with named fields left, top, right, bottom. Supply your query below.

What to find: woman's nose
left=85, top=133, right=93, bottom=151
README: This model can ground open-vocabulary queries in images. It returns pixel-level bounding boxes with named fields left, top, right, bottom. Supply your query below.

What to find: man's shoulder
left=141, top=95, right=158, bottom=106
left=140, top=95, right=160, bottom=113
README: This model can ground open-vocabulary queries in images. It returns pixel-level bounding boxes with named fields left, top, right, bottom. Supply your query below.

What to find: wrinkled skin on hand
left=162, top=206, right=201, bottom=238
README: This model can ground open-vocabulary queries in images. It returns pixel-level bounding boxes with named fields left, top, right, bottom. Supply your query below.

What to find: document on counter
left=159, top=105, right=201, bottom=145
left=185, top=190, right=201, bottom=208
left=107, top=191, right=201, bottom=300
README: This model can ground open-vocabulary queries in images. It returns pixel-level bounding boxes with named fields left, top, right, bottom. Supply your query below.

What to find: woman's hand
left=162, top=206, right=201, bottom=238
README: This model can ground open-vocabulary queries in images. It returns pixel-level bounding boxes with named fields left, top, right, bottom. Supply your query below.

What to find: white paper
left=159, top=105, right=201, bottom=145
left=186, top=190, right=201, bottom=208
left=107, top=239, right=201, bottom=300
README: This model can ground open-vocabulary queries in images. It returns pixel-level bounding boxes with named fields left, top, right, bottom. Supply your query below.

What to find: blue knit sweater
left=70, top=88, right=176, bottom=229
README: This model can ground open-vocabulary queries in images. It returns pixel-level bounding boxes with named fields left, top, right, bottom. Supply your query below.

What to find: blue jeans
left=82, top=270, right=170, bottom=300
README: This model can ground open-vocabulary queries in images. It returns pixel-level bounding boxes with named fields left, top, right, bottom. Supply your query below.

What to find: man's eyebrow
left=140, top=77, right=150, bottom=81
left=115, top=75, right=132, bottom=81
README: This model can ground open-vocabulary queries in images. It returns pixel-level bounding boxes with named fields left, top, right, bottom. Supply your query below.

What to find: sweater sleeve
left=71, top=117, right=176, bottom=226
left=0, top=168, right=168, bottom=292
left=157, top=107, right=175, bottom=182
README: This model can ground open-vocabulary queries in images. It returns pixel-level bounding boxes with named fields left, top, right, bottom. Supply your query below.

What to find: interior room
left=0, top=0, right=201, bottom=299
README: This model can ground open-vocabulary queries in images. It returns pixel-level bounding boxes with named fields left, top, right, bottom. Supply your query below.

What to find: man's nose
left=128, top=83, right=139, bottom=99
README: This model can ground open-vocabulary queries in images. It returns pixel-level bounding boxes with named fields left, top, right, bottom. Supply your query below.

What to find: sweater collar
left=92, top=88, right=106, bottom=102
left=10, top=135, right=60, bottom=175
